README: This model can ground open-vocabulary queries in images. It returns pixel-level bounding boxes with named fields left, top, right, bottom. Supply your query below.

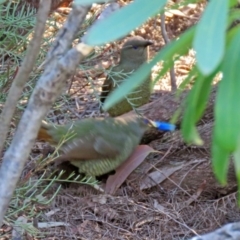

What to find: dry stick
left=0, top=2, right=51, bottom=155
left=160, top=13, right=177, bottom=92
left=0, top=3, right=92, bottom=224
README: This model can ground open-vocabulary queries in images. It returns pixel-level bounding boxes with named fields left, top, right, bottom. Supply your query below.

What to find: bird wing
left=93, top=136, right=122, bottom=157
left=56, top=133, right=125, bottom=163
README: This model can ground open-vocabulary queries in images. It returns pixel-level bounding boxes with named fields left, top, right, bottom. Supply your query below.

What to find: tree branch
left=160, top=13, right=177, bottom=92
left=0, top=1, right=51, bottom=154
left=0, top=3, right=92, bottom=225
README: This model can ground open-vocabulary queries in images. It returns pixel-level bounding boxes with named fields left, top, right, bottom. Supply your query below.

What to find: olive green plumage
left=100, top=36, right=153, bottom=117
left=37, top=116, right=152, bottom=178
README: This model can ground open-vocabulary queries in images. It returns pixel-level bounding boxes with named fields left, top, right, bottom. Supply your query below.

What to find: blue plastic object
left=153, top=121, right=176, bottom=132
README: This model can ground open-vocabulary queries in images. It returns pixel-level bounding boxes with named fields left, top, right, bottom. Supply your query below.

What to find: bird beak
left=145, top=40, right=154, bottom=47
left=148, top=120, right=176, bottom=132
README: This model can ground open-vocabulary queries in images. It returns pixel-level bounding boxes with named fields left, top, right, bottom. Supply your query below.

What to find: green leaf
left=194, top=0, right=227, bottom=75
left=194, top=71, right=216, bottom=121
left=229, top=0, right=239, bottom=7
left=211, top=140, right=230, bottom=185
left=74, top=0, right=111, bottom=5
left=181, top=69, right=215, bottom=144
left=233, top=140, right=240, bottom=205
left=228, top=8, right=240, bottom=28
left=85, top=0, right=167, bottom=45
left=214, top=28, right=240, bottom=152
left=182, top=118, right=203, bottom=145
left=103, top=26, right=195, bottom=111
left=227, top=25, right=240, bottom=44
left=181, top=91, right=203, bottom=145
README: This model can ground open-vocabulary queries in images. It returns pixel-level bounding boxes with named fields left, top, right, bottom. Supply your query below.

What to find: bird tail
left=37, top=121, right=54, bottom=143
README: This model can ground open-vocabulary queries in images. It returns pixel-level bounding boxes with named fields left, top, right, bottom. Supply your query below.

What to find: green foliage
left=0, top=1, right=36, bottom=104
left=214, top=29, right=240, bottom=152
left=86, top=0, right=240, bottom=193
left=3, top=167, right=97, bottom=238
left=85, top=0, right=167, bottom=45
left=0, top=1, right=36, bottom=55
left=212, top=27, right=240, bottom=191
left=233, top=144, right=240, bottom=201
left=0, top=0, right=93, bottom=112
left=3, top=171, right=61, bottom=238
left=179, top=0, right=240, bottom=196
left=211, top=142, right=230, bottom=185
left=193, top=0, right=227, bottom=75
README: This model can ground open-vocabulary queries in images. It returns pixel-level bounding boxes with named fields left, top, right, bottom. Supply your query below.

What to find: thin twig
left=160, top=13, right=177, bottom=92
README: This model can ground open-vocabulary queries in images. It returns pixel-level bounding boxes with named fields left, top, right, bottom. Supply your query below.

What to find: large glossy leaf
left=181, top=81, right=203, bottom=145
left=214, top=29, right=240, bottom=151
left=194, top=0, right=227, bottom=75
left=229, top=0, right=239, bottom=7
left=228, top=8, right=240, bottom=28
left=233, top=141, right=240, bottom=205
left=194, top=71, right=218, bottom=121
left=85, top=0, right=167, bottom=45
left=74, top=0, right=111, bottom=5
left=182, top=118, right=202, bottom=145
left=211, top=140, right=230, bottom=185
left=181, top=69, right=216, bottom=144
left=103, top=26, right=195, bottom=111
left=227, top=25, right=240, bottom=44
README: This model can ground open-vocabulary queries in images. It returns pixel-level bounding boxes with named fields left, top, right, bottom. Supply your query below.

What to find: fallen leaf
left=44, top=208, right=60, bottom=217
left=140, top=159, right=206, bottom=190
left=105, top=145, right=156, bottom=194
left=38, top=222, right=70, bottom=228
left=139, top=165, right=184, bottom=190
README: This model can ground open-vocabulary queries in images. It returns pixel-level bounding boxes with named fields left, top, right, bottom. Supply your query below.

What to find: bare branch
left=0, top=1, right=51, bottom=154
left=160, top=13, right=177, bottom=92
left=39, top=2, right=93, bottom=69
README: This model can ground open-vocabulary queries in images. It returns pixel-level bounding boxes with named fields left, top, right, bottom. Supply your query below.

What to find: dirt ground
left=1, top=1, right=240, bottom=239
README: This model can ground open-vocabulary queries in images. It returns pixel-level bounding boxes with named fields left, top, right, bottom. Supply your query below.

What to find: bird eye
left=142, top=118, right=150, bottom=125
left=133, top=46, right=138, bottom=49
